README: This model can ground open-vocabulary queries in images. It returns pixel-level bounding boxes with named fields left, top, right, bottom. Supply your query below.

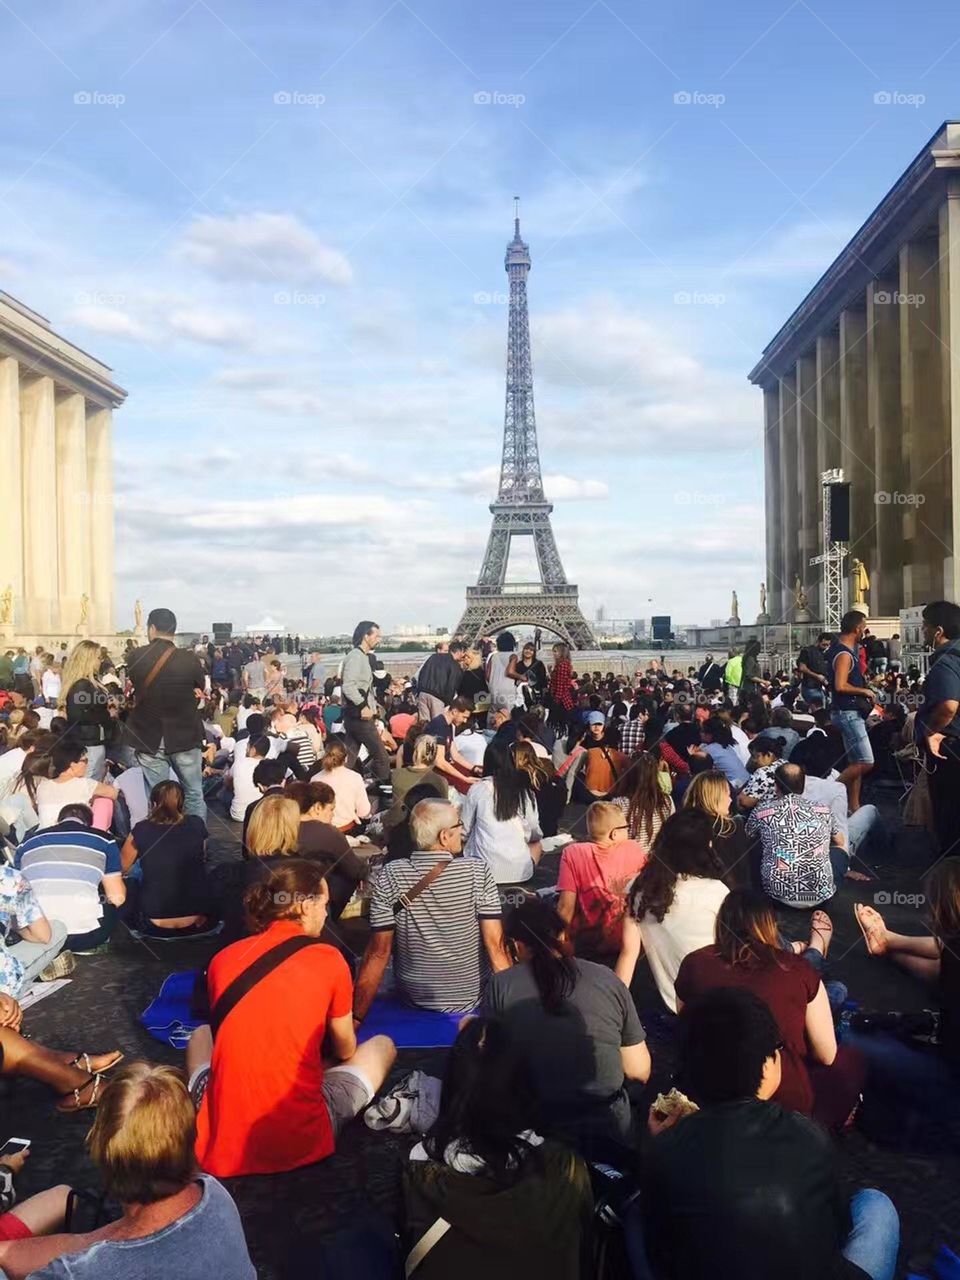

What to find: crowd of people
left=0, top=603, right=958, bottom=1277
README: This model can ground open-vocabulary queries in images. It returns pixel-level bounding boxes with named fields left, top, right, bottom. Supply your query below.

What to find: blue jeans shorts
left=832, top=709, right=874, bottom=765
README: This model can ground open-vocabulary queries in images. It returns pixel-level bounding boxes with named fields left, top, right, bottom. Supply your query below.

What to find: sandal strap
left=68, top=1073, right=102, bottom=1110
left=71, top=1053, right=92, bottom=1074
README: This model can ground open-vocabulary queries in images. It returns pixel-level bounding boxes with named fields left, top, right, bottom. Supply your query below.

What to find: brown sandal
left=69, top=1051, right=124, bottom=1075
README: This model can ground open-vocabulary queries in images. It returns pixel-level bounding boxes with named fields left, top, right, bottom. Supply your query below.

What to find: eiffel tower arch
left=454, top=203, right=596, bottom=650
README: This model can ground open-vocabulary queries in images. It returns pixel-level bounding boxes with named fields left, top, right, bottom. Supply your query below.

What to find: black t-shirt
left=132, top=816, right=210, bottom=919
left=799, top=646, right=829, bottom=690
left=296, top=821, right=365, bottom=919
left=643, top=1099, right=863, bottom=1280
left=425, top=714, right=454, bottom=751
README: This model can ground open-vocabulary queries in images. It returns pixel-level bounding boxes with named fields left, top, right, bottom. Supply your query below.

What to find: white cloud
left=166, top=307, right=252, bottom=347
left=65, top=305, right=149, bottom=340
left=544, top=475, right=609, bottom=500
left=724, top=220, right=855, bottom=279
left=212, top=367, right=287, bottom=388
left=177, top=212, right=352, bottom=287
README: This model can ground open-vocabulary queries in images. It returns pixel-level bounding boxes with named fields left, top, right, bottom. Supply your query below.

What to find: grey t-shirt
left=27, top=1176, right=255, bottom=1280
left=483, top=958, right=644, bottom=1111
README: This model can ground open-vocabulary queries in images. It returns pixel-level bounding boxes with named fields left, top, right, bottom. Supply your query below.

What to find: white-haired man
left=353, top=798, right=510, bottom=1018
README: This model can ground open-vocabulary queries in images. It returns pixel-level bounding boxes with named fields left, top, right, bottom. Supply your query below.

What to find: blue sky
left=1, top=0, right=956, bottom=633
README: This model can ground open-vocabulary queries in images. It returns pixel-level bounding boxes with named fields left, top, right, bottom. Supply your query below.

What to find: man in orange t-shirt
left=557, top=801, right=648, bottom=957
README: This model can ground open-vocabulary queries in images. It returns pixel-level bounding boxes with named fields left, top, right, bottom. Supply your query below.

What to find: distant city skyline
left=1, top=0, right=956, bottom=632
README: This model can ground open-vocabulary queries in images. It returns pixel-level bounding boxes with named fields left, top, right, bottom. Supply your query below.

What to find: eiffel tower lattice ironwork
left=454, top=204, right=596, bottom=649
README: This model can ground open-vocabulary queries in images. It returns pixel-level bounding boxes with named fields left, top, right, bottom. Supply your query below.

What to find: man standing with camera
left=341, top=620, right=391, bottom=795
left=917, top=600, right=960, bottom=853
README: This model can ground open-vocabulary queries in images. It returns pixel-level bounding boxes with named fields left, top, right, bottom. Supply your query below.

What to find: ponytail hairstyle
left=482, top=739, right=535, bottom=822
left=243, top=858, right=329, bottom=933
left=148, top=780, right=185, bottom=826
left=502, top=897, right=577, bottom=1015
left=321, top=741, right=348, bottom=771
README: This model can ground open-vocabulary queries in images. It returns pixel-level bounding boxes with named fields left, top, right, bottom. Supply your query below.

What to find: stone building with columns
left=0, top=291, right=125, bottom=640
left=750, top=121, right=960, bottom=624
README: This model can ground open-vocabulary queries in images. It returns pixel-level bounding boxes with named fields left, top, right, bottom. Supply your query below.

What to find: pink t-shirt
left=557, top=839, right=648, bottom=954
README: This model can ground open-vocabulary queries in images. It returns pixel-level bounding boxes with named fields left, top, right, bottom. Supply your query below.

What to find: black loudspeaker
left=827, top=483, right=850, bottom=542
left=652, top=615, right=672, bottom=641
left=212, top=622, right=233, bottom=643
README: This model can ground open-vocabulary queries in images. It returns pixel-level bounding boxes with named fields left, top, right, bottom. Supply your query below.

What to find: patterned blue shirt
left=0, top=864, right=45, bottom=996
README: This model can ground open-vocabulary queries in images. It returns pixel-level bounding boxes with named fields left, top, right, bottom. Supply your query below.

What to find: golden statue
left=76, top=593, right=90, bottom=634
left=851, top=558, right=870, bottom=607
left=730, top=590, right=740, bottom=620
left=0, top=584, right=12, bottom=626
left=794, top=576, right=808, bottom=613
left=134, top=599, right=143, bottom=630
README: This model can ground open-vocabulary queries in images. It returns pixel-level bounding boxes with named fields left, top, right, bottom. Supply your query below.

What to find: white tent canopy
left=243, top=616, right=287, bottom=635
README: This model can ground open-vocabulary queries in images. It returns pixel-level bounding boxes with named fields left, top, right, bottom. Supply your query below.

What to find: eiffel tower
left=454, top=203, right=596, bottom=649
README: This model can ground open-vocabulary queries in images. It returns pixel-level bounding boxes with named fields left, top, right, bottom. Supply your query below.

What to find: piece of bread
left=652, top=1087, right=699, bottom=1121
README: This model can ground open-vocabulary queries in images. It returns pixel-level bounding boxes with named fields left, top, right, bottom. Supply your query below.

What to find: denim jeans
left=831, top=708, right=874, bottom=765
left=8, top=918, right=68, bottom=988
left=848, top=803, right=879, bottom=859
left=136, top=746, right=206, bottom=819
left=841, top=1028, right=960, bottom=1148
left=841, top=1189, right=899, bottom=1280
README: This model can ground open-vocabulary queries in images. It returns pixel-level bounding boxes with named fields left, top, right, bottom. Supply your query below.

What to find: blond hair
left=683, top=770, right=735, bottom=837
left=586, top=800, right=623, bottom=841
left=59, top=639, right=102, bottom=709
left=87, top=1062, right=195, bottom=1204
left=246, top=794, right=300, bottom=858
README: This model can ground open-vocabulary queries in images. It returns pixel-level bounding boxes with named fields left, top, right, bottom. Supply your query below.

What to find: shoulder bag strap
left=393, top=859, right=448, bottom=915
left=140, top=644, right=177, bottom=693
left=600, top=745, right=621, bottom=782
left=405, top=1217, right=451, bottom=1278
left=210, top=935, right=322, bottom=1037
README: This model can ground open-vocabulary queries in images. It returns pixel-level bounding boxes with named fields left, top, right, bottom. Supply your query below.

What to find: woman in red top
left=187, top=860, right=396, bottom=1177
left=547, top=642, right=575, bottom=732
left=674, top=889, right=863, bottom=1131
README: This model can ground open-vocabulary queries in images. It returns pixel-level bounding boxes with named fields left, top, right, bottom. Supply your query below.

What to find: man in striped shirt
left=354, top=798, right=510, bottom=1017
left=15, top=802, right=125, bottom=952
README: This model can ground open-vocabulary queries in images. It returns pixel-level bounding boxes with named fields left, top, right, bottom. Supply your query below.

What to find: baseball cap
left=586, top=711, right=605, bottom=725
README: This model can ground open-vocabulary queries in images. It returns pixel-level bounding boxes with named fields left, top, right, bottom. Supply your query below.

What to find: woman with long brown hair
left=483, top=896, right=649, bottom=1154
left=121, top=780, right=212, bottom=935
left=683, top=769, right=756, bottom=887
left=615, top=810, right=729, bottom=1013
left=611, top=751, right=674, bottom=851
left=675, top=889, right=863, bottom=1131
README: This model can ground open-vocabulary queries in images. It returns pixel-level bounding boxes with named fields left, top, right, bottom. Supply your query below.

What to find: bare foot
left=854, top=903, right=888, bottom=956
left=808, top=910, right=833, bottom=958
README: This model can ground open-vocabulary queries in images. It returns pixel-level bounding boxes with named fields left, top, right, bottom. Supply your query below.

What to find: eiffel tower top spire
left=497, top=198, right=545, bottom=507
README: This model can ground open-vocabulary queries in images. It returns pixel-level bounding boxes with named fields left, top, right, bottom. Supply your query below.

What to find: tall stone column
left=19, top=374, right=58, bottom=634
left=839, top=307, right=872, bottom=609
left=0, top=358, right=23, bottom=624
left=763, top=386, right=783, bottom=620
left=900, top=236, right=946, bottom=605
left=778, top=373, right=798, bottom=610
left=85, top=406, right=114, bottom=635
left=55, top=391, right=90, bottom=636
left=816, top=332, right=842, bottom=475
left=866, top=278, right=903, bottom=615
left=939, top=185, right=960, bottom=603
left=796, top=354, right=819, bottom=612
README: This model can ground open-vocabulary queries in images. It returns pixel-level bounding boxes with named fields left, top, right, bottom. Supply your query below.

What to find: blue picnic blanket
left=357, top=995, right=470, bottom=1048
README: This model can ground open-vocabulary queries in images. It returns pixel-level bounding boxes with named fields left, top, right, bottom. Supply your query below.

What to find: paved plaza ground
left=5, top=781, right=958, bottom=1279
